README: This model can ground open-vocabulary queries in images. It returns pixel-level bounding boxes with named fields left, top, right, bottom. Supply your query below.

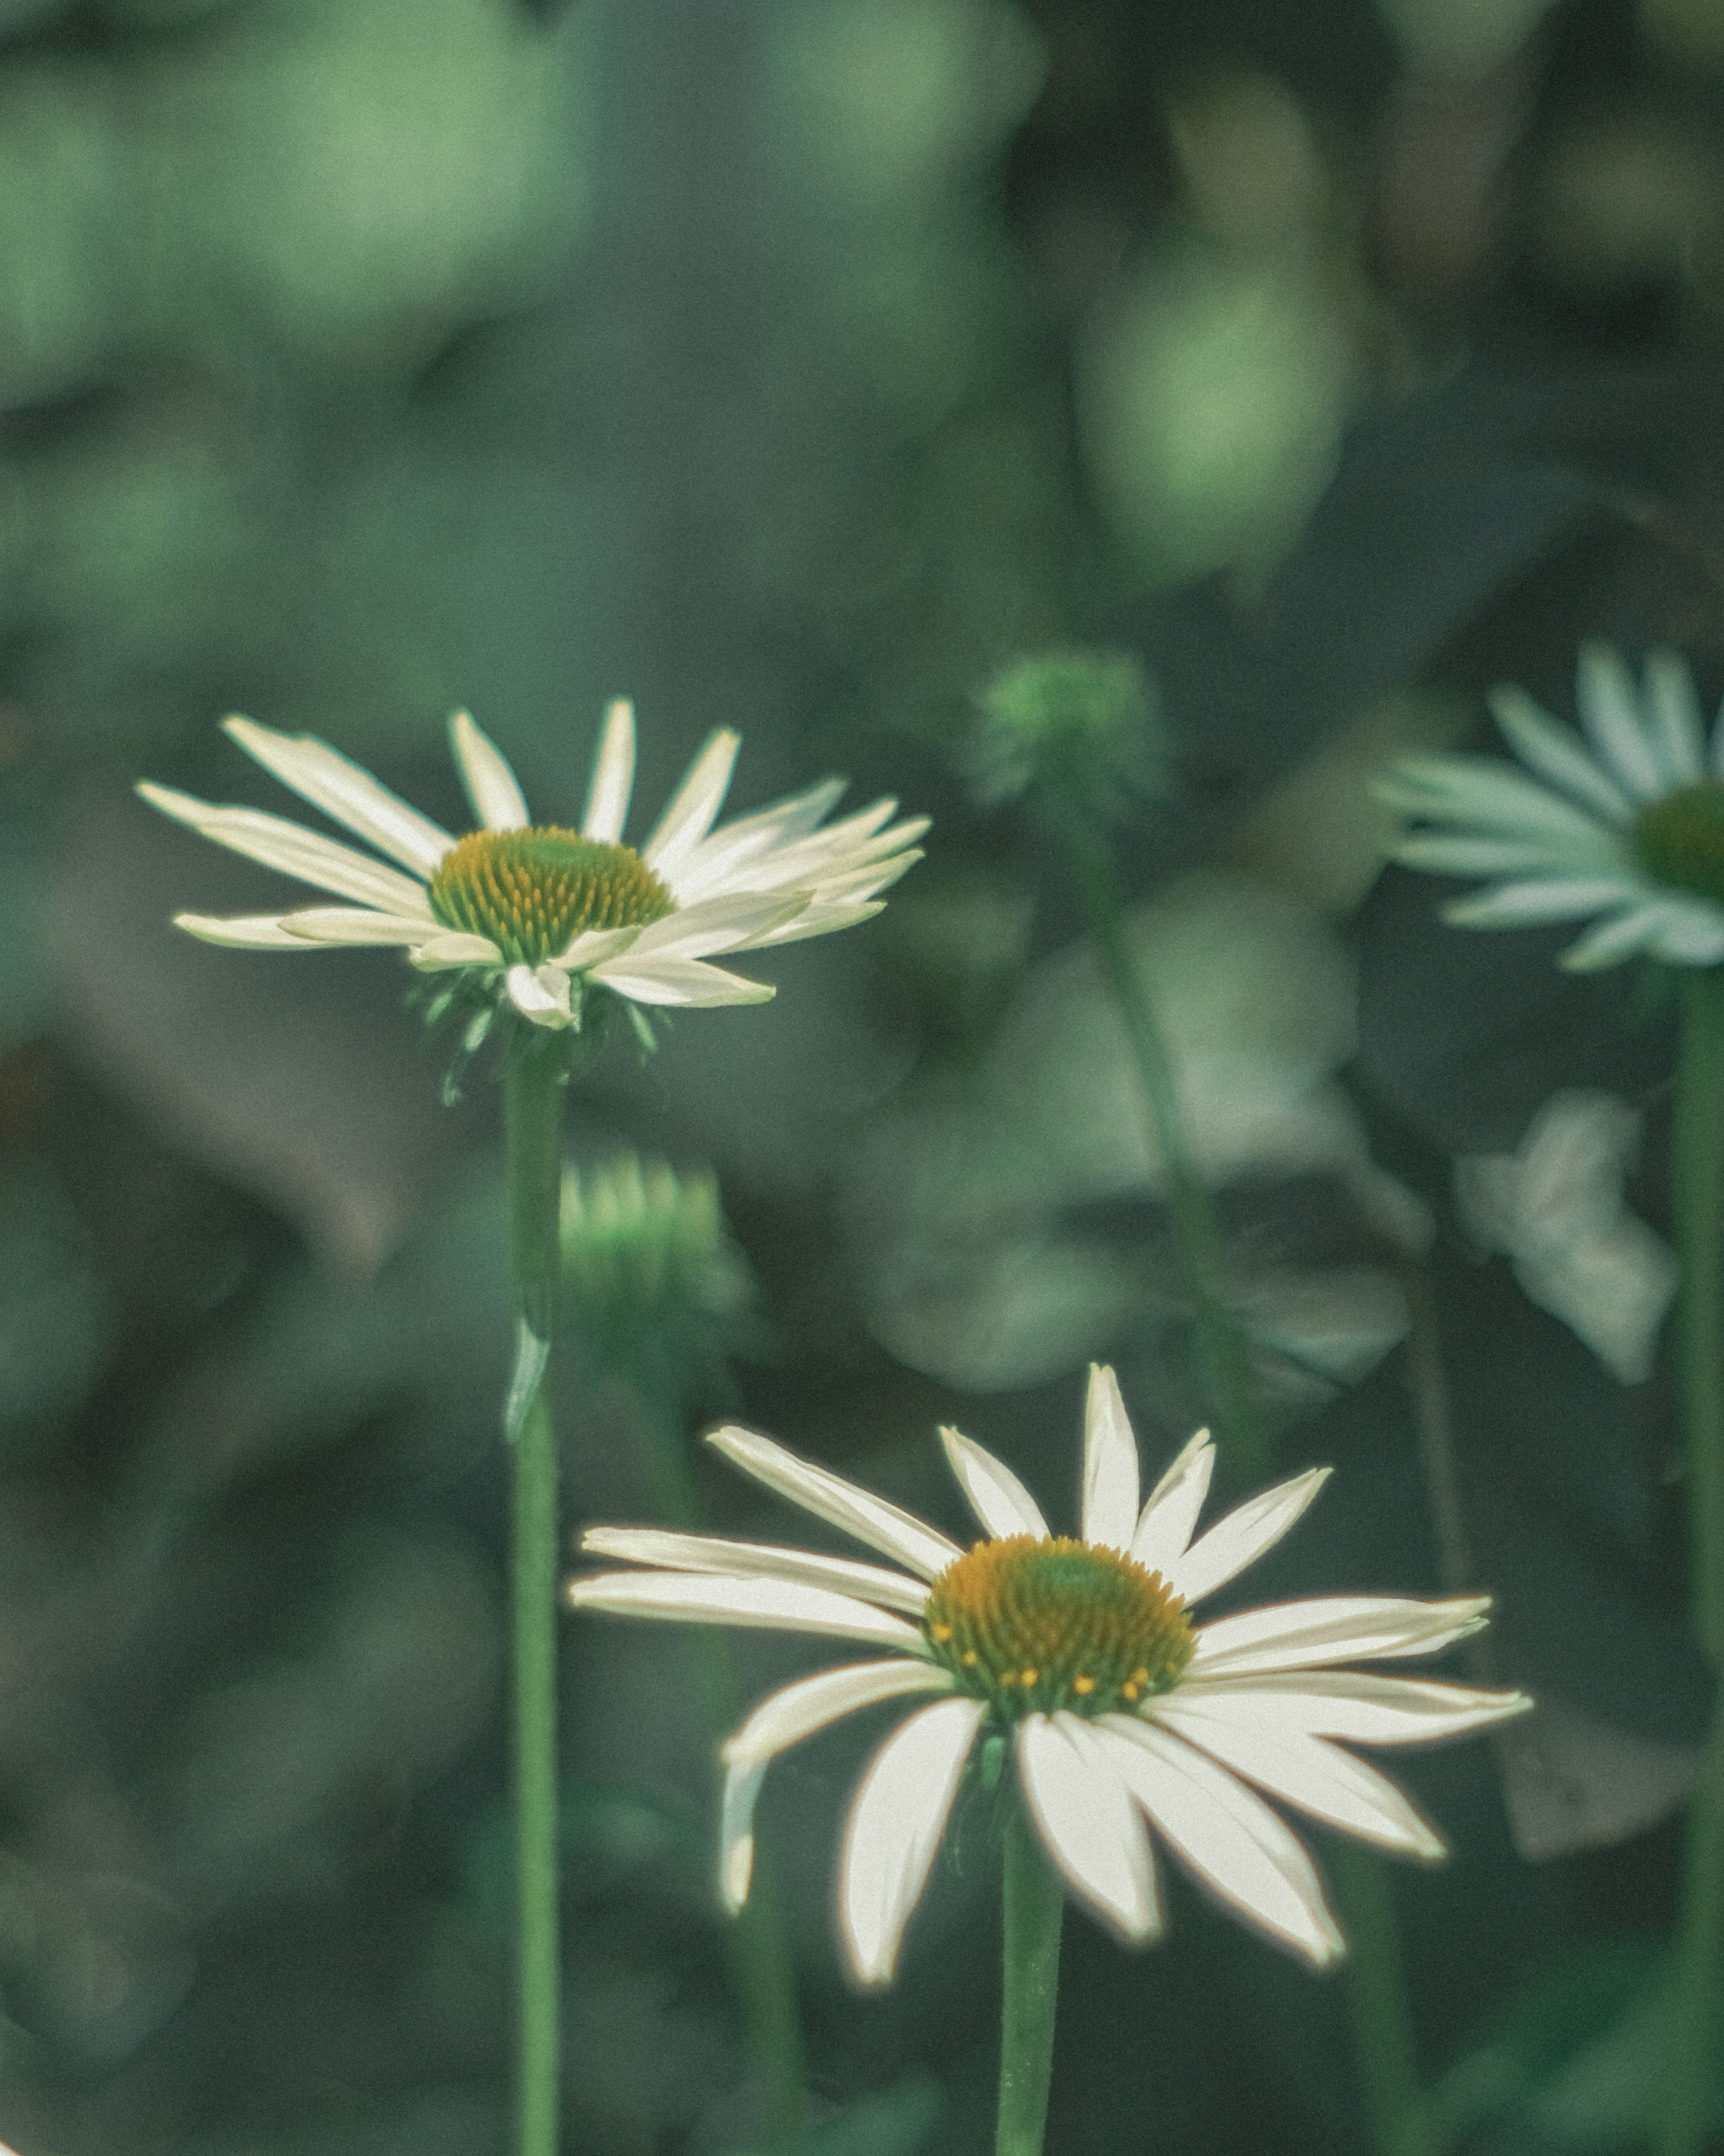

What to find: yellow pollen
left=1130, top=1667, right=1150, bottom=1685
left=1121, top=1683, right=1139, bottom=1701
left=427, top=826, right=674, bottom=967
left=1073, top=1675, right=1095, bottom=1695
left=961, top=1649, right=979, bottom=1666
left=931, top=1623, right=953, bottom=1642
left=1020, top=1669, right=1038, bottom=1687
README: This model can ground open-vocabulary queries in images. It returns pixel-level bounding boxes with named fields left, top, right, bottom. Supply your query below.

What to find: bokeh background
left=3, top=0, right=1723, bottom=2148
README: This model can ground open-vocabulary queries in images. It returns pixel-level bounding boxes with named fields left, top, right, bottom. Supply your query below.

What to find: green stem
left=1055, top=815, right=1269, bottom=1476
left=1330, top=1842, right=1435, bottom=2156
left=626, top=1386, right=808, bottom=2144
left=996, top=1794, right=1065, bottom=2156
left=504, top=1045, right=568, bottom=2156
left=1657, top=964, right=1724, bottom=2156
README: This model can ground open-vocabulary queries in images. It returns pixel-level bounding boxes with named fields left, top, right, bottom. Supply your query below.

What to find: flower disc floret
left=924, top=1535, right=1192, bottom=1720
left=1630, top=781, right=1724, bottom=906
left=427, top=827, right=674, bottom=966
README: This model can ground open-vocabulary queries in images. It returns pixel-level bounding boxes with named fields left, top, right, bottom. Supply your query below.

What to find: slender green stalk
left=1330, top=1843, right=1435, bottom=2156
left=996, top=1794, right=1065, bottom=2156
left=504, top=1045, right=569, bottom=2156
left=1657, top=965, right=1724, bottom=2156
left=1053, top=812, right=1269, bottom=1476
left=626, top=1385, right=808, bottom=2143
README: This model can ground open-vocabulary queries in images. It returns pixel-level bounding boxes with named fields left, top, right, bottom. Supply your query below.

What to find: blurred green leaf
left=728, top=2074, right=943, bottom=2156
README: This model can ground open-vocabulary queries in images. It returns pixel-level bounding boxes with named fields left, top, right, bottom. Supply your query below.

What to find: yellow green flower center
left=427, top=828, right=675, bottom=966
left=922, top=1534, right=1193, bottom=1722
left=1631, top=782, right=1724, bottom=907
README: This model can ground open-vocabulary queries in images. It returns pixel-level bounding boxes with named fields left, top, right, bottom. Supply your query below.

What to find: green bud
left=971, top=647, right=1171, bottom=820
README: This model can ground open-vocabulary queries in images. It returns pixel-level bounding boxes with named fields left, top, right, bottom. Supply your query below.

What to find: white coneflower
left=138, top=701, right=926, bottom=1031
left=1380, top=644, right=1724, bottom=971
left=568, top=1365, right=1530, bottom=1984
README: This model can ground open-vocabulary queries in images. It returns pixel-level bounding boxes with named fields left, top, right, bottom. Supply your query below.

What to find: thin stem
left=1054, top=813, right=1269, bottom=1476
left=1330, top=1842, right=1436, bottom=2156
left=504, top=1045, right=568, bottom=2156
left=996, top=1794, right=1065, bottom=2156
left=625, top=1385, right=808, bottom=2143
left=1657, top=963, right=1724, bottom=2156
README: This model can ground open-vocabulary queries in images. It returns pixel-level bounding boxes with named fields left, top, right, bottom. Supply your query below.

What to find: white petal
left=580, top=1525, right=930, bottom=1614
left=1441, top=877, right=1636, bottom=927
left=558, top=925, right=642, bottom=969
left=1190, top=1594, right=1491, bottom=1679
left=1017, top=1714, right=1159, bottom=1941
left=450, top=710, right=530, bottom=831
left=721, top=1658, right=956, bottom=1772
left=172, top=912, right=317, bottom=949
left=1647, top=906, right=1724, bottom=966
left=658, top=776, right=849, bottom=899
left=277, top=907, right=442, bottom=945
left=622, top=892, right=808, bottom=961
left=1131, top=1429, right=1215, bottom=1575
left=138, top=784, right=433, bottom=916
left=1379, top=757, right=1620, bottom=847
left=1644, top=652, right=1706, bottom=784
left=1171, top=1670, right=1533, bottom=1745
left=564, top=1569, right=925, bottom=1649
left=705, top=1426, right=963, bottom=1581
left=839, top=1695, right=983, bottom=1985
left=1081, top=1365, right=1140, bottom=1551
left=410, top=931, right=503, bottom=969
left=1099, top=1719, right=1346, bottom=1967
left=1165, top=1468, right=1331, bottom=1605
left=582, top=698, right=637, bottom=843
left=1149, top=1697, right=1444, bottom=1858
left=585, top=952, right=776, bottom=1007
left=1487, top=685, right=1634, bottom=824
left=1394, top=832, right=1621, bottom=877
left=221, top=716, right=453, bottom=875
left=642, top=729, right=740, bottom=872
left=506, top=962, right=574, bottom=1027
left=719, top=1758, right=767, bottom=1912
left=741, top=900, right=888, bottom=948
left=668, top=798, right=915, bottom=906
left=938, top=1427, right=1050, bottom=1541
left=1557, top=904, right=1674, bottom=971
left=1575, top=645, right=1665, bottom=797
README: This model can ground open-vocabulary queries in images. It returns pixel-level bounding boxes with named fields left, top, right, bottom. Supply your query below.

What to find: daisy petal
left=277, top=908, right=449, bottom=946
left=506, top=962, right=574, bottom=1028
left=1081, top=1365, right=1139, bottom=1551
left=221, top=716, right=454, bottom=875
left=1172, top=1670, right=1533, bottom=1744
left=1164, top=1468, right=1330, bottom=1605
left=1394, top=833, right=1620, bottom=877
left=1100, top=1719, right=1346, bottom=1967
left=622, top=892, right=809, bottom=961
left=1131, top=1429, right=1215, bottom=1575
left=1557, top=904, right=1675, bottom=971
left=1379, top=757, right=1622, bottom=848
left=642, top=729, right=740, bottom=873
left=138, top=785, right=434, bottom=917
left=172, top=912, right=316, bottom=948
left=705, top=1426, right=963, bottom=1580
left=450, top=710, right=530, bottom=831
left=410, top=931, right=503, bottom=969
left=563, top=1569, right=924, bottom=1649
left=1487, top=685, right=1634, bottom=824
left=719, top=1758, right=768, bottom=1912
left=580, top=1525, right=930, bottom=1615
left=939, top=1427, right=1050, bottom=1540
left=840, top=1695, right=984, bottom=1985
left=721, top=1658, right=956, bottom=1773
left=1018, top=1713, right=1159, bottom=1941
left=585, top=953, right=776, bottom=1007
left=582, top=698, right=637, bottom=843
left=1190, top=1594, right=1491, bottom=1679
left=743, top=900, right=888, bottom=948
left=1576, top=645, right=1666, bottom=797
left=1149, top=1697, right=1444, bottom=1858
left=1441, top=877, right=1641, bottom=928
left=1648, top=907, right=1724, bottom=966
left=1644, top=652, right=1706, bottom=784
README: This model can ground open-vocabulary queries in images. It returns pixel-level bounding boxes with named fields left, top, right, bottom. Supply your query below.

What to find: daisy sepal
left=1018, top=1712, right=1159, bottom=1941
left=1487, top=685, right=1635, bottom=824
left=450, top=710, right=529, bottom=832
left=580, top=1525, right=931, bottom=1615
left=1171, top=1669, right=1534, bottom=1745
left=642, top=728, right=740, bottom=872
left=584, top=954, right=777, bottom=1008
left=563, top=1569, right=926, bottom=1649
left=1148, top=1697, right=1444, bottom=1858
left=1131, top=1428, right=1214, bottom=1574
left=279, top=908, right=448, bottom=946
left=705, top=1426, right=963, bottom=1581
left=137, top=785, right=434, bottom=917
left=939, top=1426, right=1050, bottom=1540
left=1081, top=1363, right=1139, bottom=1550
left=1099, top=1716, right=1346, bottom=1968
left=1165, top=1467, right=1331, bottom=1605
left=1189, top=1593, right=1491, bottom=1678
left=1577, top=644, right=1668, bottom=795
left=840, top=1694, right=985, bottom=1985
left=175, top=912, right=325, bottom=949
left=582, top=699, right=637, bottom=843
left=1442, top=877, right=1650, bottom=928
left=221, top=717, right=454, bottom=875
left=1377, top=757, right=1626, bottom=846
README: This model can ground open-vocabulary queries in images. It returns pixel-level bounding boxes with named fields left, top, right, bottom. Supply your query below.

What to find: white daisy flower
left=137, top=701, right=927, bottom=1030
left=1378, top=644, right=1724, bottom=972
left=566, top=1365, right=1530, bottom=1984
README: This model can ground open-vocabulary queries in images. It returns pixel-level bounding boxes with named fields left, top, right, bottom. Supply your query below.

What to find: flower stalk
left=996, top=1793, right=1065, bottom=2156
left=1658, top=962, right=1724, bottom=2156
left=504, top=1043, right=569, bottom=2156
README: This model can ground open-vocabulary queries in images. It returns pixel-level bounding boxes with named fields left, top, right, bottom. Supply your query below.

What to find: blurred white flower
left=1381, top=644, right=1724, bottom=970
left=1455, top=1091, right=1677, bottom=1385
left=138, top=701, right=925, bottom=1031
left=568, top=1364, right=1529, bottom=1983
